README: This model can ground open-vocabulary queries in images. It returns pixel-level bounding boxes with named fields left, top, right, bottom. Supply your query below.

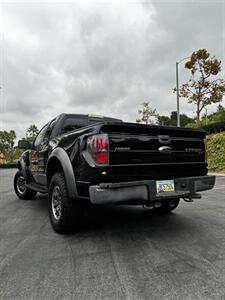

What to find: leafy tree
left=0, top=130, right=16, bottom=162
left=136, top=102, right=158, bottom=124
left=157, top=111, right=194, bottom=127
left=209, top=105, right=225, bottom=123
left=180, top=113, right=195, bottom=127
left=186, top=105, right=225, bottom=133
left=25, top=124, right=39, bottom=143
left=12, top=147, right=23, bottom=161
left=157, top=115, right=172, bottom=126
left=217, top=104, right=224, bottom=111
left=176, top=49, right=225, bottom=122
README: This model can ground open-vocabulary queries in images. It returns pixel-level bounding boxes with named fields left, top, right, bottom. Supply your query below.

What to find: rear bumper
left=89, top=175, right=216, bottom=205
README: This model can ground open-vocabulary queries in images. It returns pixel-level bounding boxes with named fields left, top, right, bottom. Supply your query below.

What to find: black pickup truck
left=14, top=113, right=215, bottom=233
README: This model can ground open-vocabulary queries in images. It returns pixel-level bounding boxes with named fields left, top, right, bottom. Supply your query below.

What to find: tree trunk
left=196, top=102, right=200, bottom=123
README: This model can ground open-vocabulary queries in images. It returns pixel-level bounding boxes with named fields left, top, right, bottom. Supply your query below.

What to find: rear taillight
left=87, top=134, right=109, bottom=165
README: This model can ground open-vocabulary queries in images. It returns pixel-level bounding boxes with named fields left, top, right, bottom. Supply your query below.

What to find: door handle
left=158, top=135, right=171, bottom=144
left=31, top=160, right=38, bottom=165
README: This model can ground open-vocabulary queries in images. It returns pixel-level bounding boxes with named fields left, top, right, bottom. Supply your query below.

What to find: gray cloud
left=0, top=1, right=224, bottom=138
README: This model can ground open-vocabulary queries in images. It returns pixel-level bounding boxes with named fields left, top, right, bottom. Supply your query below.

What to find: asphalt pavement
left=0, top=169, right=225, bottom=300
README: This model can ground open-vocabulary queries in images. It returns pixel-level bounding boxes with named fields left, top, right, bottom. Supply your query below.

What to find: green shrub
left=207, top=132, right=225, bottom=172
left=204, top=121, right=225, bottom=134
left=186, top=122, right=198, bottom=129
left=186, top=120, right=225, bottom=134
left=186, top=106, right=225, bottom=134
left=0, top=162, right=17, bottom=169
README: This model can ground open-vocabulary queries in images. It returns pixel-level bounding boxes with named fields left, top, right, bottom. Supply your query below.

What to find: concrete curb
left=208, top=172, right=225, bottom=177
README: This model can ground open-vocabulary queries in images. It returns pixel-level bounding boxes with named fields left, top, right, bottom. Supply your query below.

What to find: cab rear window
left=61, top=117, right=88, bottom=133
left=61, top=116, right=122, bottom=134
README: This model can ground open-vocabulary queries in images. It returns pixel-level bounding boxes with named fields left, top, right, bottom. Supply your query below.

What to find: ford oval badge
left=158, top=146, right=173, bottom=154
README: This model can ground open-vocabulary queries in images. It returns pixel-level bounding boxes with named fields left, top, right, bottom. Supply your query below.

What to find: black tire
left=159, top=198, right=180, bottom=213
left=49, top=172, right=84, bottom=234
left=14, top=170, right=37, bottom=200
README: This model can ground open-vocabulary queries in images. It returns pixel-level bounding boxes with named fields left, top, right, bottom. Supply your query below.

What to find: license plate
left=156, top=180, right=175, bottom=193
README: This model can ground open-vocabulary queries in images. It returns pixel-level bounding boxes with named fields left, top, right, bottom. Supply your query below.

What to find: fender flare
left=18, top=157, right=28, bottom=180
left=47, top=147, right=78, bottom=199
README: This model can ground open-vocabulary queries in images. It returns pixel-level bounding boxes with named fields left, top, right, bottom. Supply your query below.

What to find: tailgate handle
left=158, top=135, right=171, bottom=144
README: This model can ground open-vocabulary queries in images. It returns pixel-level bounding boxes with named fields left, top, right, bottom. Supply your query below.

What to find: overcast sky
left=0, top=0, right=225, bottom=138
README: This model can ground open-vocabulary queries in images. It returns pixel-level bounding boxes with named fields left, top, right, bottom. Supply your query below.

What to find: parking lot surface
left=0, top=169, right=225, bottom=300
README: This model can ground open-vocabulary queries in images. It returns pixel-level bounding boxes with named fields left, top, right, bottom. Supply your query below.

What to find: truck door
left=30, top=120, right=56, bottom=185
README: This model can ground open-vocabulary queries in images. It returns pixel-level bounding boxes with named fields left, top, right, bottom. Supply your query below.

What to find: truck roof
left=58, top=113, right=122, bottom=123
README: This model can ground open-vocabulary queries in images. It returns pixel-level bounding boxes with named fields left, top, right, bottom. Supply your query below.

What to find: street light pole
left=176, top=62, right=180, bottom=127
left=175, top=56, right=190, bottom=127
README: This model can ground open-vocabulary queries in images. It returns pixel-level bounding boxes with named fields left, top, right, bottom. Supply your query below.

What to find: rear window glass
left=61, top=116, right=122, bottom=134
left=61, top=117, right=88, bottom=133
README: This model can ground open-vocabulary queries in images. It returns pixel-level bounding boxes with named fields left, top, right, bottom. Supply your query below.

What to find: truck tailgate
left=100, top=122, right=207, bottom=179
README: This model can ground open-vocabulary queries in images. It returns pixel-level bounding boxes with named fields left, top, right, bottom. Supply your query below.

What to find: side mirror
left=18, top=140, right=32, bottom=150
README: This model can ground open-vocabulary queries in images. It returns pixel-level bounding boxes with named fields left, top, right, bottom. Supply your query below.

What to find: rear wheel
left=14, top=170, right=37, bottom=200
left=49, top=172, right=84, bottom=234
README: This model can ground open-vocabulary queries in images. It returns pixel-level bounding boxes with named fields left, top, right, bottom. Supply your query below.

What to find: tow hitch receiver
left=183, top=193, right=202, bottom=202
